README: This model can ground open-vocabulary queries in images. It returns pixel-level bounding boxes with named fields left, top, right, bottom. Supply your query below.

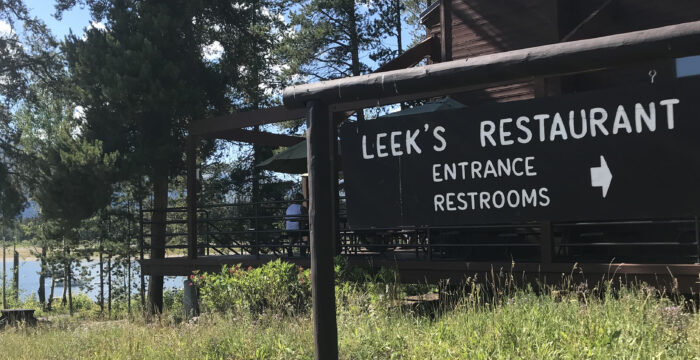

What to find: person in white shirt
left=285, top=193, right=307, bottom=256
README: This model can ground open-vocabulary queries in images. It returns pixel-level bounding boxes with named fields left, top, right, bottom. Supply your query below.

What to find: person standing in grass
left=285, top=193, right=307, bottom=257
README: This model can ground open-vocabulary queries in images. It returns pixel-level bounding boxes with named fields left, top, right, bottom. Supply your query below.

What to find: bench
left=0, top=309, right=38, bottom=328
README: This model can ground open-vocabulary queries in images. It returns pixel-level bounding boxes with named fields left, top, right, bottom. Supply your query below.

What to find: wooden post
left=439, top=0, right=452, bottom=62
left=138, top=201, right=146, bottom=310
left=99, top=236, right=104, bottom=313
left=107, top=254, right=112, bottom=318
left=186, top=135, right=198, bottom=260
left=301, top=175, right=309, bottom=200
left=306, top=100, right=338, bottom=360
left=127, top=200, right=132, bottom=315
left=695, top=216, right=700, bottom=264
left=2, top=228, right=6, bottom=310
left=12, top=244, right=18, bottom=301
left=332, top=112, right=343, bottom=256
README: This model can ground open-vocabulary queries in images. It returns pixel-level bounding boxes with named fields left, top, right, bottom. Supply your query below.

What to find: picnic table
left=0, top=309, right=38, bottom=327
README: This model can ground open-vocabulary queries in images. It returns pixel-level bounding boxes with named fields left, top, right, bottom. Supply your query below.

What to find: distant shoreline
left=0, top=246, right=185, bottom=262
left=0, top=246, right=38, bottom=261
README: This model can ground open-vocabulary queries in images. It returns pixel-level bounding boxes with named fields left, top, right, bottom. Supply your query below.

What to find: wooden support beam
left=283, top=20, right=700, bottom=111
left=439, top=0, right=452, bottom=62
left=560, top=0, right=615, bottom=42
left=215, top=129, right=304, bottom=147
left=306, top=101, right=338, bottom=360
left=186, top=136, right=198, bottom=260
left=375, top=36, right=439, bottom=73
left=191, top=106, right=306, bottom=137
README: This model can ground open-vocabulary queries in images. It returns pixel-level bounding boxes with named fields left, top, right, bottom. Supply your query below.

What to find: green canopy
left=256, top=98, right=466, bottom=174
left=255, top=139, right=310, bottom=174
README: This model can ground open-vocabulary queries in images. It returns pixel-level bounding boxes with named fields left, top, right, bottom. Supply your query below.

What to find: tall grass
left=1, top=261, right=698, bottom=359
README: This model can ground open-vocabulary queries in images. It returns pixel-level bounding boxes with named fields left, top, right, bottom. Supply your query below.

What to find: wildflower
left=188, top=282, right=193, bottom=286
left=247, top=266, right=253, bottom=271
left=200, top=275, right=205, bottom=280
left=229, top=267, right=235, bottom=274
left=189, top=274, right=195, bottom=280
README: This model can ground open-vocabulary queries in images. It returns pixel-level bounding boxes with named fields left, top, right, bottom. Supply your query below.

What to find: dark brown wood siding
left=423, top=0, right=700, bottom=102
left=424, top=0, right=558, bottom=104
left=558, top=0, right=700, bottom=94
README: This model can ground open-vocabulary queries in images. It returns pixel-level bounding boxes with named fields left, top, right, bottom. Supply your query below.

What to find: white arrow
left=590, top=155, right=612, bottom=198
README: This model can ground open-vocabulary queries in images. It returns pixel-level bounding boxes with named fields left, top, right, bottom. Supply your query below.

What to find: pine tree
left=0, top=0, right=59, bottom=260
left=15, top=88, right=117, bottom=315
left=402, top=0, right=432, bottom=46
left=281, top=0, right=377, bottom=82
left=62, top=0, right=289, bottom=313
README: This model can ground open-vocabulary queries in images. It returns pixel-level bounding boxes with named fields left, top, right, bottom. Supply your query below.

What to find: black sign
left=340, top=78, right=700, bottom=228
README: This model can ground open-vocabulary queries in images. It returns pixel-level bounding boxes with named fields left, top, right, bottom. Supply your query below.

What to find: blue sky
left=24, top=0, right=95, bottom=39
left=22, top=1, right=418, bottom=68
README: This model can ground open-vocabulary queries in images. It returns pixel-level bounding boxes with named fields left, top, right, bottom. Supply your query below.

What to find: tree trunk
left=107, top=254, right=112, bottom=318
left=61, top=272, right=67, bottom=306
left=252, top=126, right=260, bottom=254
left=99, top=238, right=104, bottom=314
left=396, top=0, right=402, bottom=55
left=67, top=259, right=73, bottom=316
left=127, top=201, right=132, bottom=315
left=12, top=244, right=18, bottom=301
left=63, top=236, right=73, bottom=315
left=38, top=247, right=46, bottom=306
left=2, top=229, right=6, bottom=310
left=348, top=1, right=365, bottom=121
left=139, top=200, right=145, bottom=311
left=61, top=237, right=67, bottom=306
left=47, top=274, right=55, bottom=311
left=147, top=165, right=168, bottom=314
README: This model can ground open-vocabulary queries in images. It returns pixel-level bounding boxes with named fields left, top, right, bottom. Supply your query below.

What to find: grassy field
left=1, top=262, right=699, bottom=359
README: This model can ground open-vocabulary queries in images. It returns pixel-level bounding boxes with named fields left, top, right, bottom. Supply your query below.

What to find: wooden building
left=141, top=1, right=700, bottom=294
left=421, top=0, right=700, bottom=103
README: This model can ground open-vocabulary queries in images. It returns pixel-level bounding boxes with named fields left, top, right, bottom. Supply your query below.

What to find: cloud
left=82, top=21, right=106, bottom=40
left=89, top=21, right=106, bottom=31
left=0, top=20, right=11, bottom=36
left=202, top=41, right=224, bottom=61
left=0, top=20, right=22, bottom=54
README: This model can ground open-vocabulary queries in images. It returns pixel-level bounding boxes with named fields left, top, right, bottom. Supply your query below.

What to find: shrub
left=71, top=293, right=97, bottom=313
left=193, top=259, right=311, bottom=316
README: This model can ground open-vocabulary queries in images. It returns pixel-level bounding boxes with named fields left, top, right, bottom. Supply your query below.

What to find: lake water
left=0, top=259, right=184, bottom=301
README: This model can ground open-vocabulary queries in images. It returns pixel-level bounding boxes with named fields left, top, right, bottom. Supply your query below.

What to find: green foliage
left=281, top=0, right=376, bottom=81
left=62, top=0, right=288, bottom=180
left=15, top=89, right=117, bottom=230
left=402, top=0, right=433, bottom=46
left=194, top=259, right=311, bottom=316
left=0, top=1, right=61, bottom=225
left=0, top=161, right=25, bottom=224
left=0, top=0, right=60, bottom=106
left=70, top=293, right=99, bottom=313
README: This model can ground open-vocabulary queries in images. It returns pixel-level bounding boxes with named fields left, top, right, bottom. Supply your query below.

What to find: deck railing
left=139, top=199, right=700, bottom=265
